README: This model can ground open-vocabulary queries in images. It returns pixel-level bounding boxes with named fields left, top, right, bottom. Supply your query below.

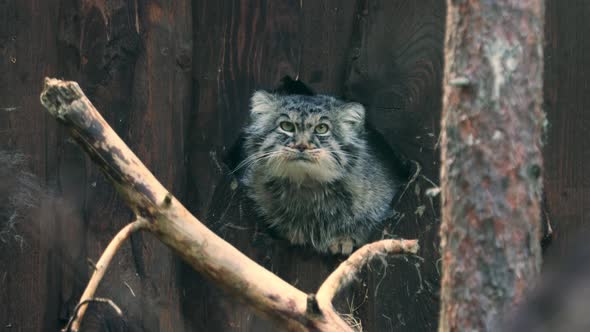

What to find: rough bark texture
left=439, top=1, right=545, bottom=331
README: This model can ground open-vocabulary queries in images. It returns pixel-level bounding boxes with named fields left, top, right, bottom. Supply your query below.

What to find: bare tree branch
left=68, top=219, right=147, bottom=332
left=316, top=239, right=419, bottom=310
left=40, top=78, right=419, bottom=332
left=63, top=297, right=123, bottom=332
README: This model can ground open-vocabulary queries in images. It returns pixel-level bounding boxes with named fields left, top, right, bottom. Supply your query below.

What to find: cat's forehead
left=278, top=94, right=341, bottom=113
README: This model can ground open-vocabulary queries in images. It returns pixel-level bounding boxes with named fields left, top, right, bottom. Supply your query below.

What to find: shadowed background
left=0, top=1, right=584, bottom=331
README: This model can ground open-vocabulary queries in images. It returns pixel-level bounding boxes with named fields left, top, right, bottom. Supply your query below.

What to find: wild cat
left=238, top=78, right=401, bottom=255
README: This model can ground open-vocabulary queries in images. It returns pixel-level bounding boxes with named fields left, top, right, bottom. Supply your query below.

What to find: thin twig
left=316, top=239, right=419, bottom=310
left=393, top=160, right=422, bottom=207
left=62, top=297, right=123, bottom=332
left=123, top=281, right=136, bottom=297
left=67, top=219, right=148, bottom=332
left=86, top=258, right=97, bottom=270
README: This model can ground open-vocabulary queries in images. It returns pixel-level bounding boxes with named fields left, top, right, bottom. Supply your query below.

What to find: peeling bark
left=439, top=1, right=545, bottom=331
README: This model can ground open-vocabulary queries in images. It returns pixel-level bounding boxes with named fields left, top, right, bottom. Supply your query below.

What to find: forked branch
left=40, top=78, right=419, bottom=332
left=317, top=239, right=419, bottom=310
left=65, top=219, right=148, bottom=332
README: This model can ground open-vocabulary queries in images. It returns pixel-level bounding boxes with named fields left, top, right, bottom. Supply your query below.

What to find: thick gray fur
left=240, top=91, right=398, bottom=255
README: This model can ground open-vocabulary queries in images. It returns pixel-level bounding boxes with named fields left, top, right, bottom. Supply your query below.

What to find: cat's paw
left=328, top=237, right=356, bottom=256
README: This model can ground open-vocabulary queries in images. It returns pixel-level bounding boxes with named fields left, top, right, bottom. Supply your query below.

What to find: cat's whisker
left=232, top=158, right=267, bottom=174
left=231, top=154, right=269, bottom=174
left=231, top=151, right=283, bottom=174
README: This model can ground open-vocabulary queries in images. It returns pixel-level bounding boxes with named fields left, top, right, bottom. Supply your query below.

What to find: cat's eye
left=314, top=124, right=330, bottom=134
left=279, top=121, right=295, bottom=132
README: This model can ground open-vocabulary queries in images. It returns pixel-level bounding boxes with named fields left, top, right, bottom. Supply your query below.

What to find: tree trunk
left=439, top=1, right=545, bottom=331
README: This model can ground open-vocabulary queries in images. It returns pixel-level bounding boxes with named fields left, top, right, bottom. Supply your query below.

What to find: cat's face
left=242, top=91, right=366, bottom=183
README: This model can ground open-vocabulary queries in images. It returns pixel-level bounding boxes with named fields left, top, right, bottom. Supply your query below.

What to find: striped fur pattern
left=240, top=91, right=398, bottom=255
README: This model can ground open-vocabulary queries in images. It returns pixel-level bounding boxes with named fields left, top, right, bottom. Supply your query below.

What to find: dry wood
left=40, top=78, right=419, bottom=332
left=66, top=219, right=147, bottom=332
left=316, top=239, right=419, bottom=310
left=63, top=298, right=123, bottom=332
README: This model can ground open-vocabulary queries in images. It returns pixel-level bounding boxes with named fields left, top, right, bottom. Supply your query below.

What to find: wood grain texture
left=1, top=1, right=64, bottom=331
left=183, top=1, right=445, bottom=331
left=543, top=0, right=590, bottom=260
left=2, top=1, right=192, bottom=331
left=3, top=0, right=581, bottom=331
left=0, top=1, right=439, bottom=331
left=182, top=2, right=362, bottom=330
left=345, top=1, right=445, bottom=331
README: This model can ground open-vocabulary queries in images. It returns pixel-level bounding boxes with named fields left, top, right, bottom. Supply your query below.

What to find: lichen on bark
left=439, top=1, right=545, bottom=331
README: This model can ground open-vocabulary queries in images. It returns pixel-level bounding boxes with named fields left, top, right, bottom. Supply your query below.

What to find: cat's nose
left=294, top=144, right=309, bottom=152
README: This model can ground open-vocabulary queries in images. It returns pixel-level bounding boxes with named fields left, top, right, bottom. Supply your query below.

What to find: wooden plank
left=543, top=0, right=590, bottom=258
left=16, top=0, right=582, bottom=331
left=184, top=1, right=446, bottom=332
left=1, top=0, right=447, bottom=330
left=345, top=1, right=445, bottom=331
left=2, top=0, right=193, bottom=331
left=0, top=0, right=62, bottom=330
left=184, top=2, right=360, bottom=330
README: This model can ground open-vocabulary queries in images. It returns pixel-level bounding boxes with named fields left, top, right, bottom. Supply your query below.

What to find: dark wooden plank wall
left=0, top=0, right=582, bottom=331
left=543, top=1, right=590, bottom=255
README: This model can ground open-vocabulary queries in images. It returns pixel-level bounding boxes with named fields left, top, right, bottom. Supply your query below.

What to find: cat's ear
left=250, top=91, right=277, bottom=115
left=340, top=102, right=365, bottom=127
